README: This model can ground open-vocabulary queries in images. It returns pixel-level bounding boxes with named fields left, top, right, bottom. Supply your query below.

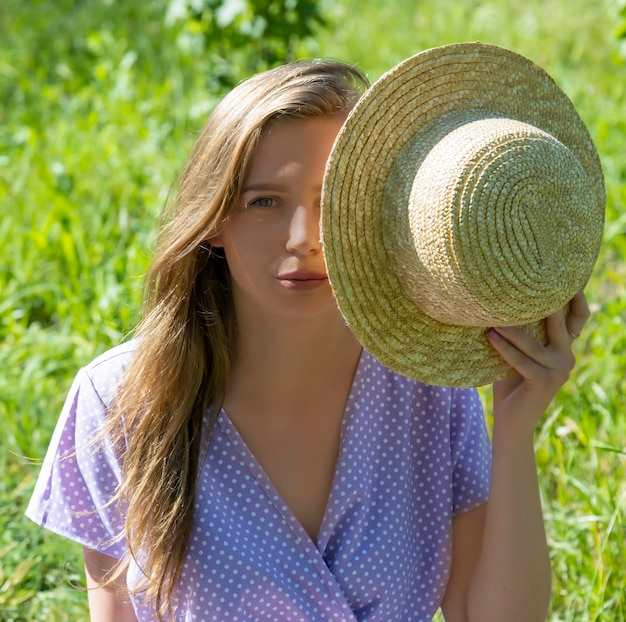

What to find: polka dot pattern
left=27, top=341, right=492, bottom=621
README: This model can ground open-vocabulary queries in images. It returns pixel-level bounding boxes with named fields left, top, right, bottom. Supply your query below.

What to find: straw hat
left=321, top=42, right=605, bottom=387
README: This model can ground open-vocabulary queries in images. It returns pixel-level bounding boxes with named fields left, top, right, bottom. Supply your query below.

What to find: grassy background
left=1, top=0, right=624, bottom=620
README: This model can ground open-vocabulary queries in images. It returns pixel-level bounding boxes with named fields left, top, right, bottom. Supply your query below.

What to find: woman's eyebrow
left=242, top=182, right=289, bottom=193
left=242, top=183, right=323, bottom=193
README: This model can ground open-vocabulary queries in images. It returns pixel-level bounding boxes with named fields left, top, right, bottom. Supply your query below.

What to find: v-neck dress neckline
left=217, top=346, right=366, bottom=552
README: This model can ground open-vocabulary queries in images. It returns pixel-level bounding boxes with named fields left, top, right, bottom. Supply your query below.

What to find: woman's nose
left=286, top=204, right=322, bottom=255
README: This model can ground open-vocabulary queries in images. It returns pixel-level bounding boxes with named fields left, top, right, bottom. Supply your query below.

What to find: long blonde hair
left=105, top=60, right=368, bottom=619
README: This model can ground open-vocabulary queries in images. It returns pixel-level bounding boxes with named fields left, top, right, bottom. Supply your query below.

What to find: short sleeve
left=25, top=365, right=127, bottom=558
left=449, top=388, right=492, bottom=515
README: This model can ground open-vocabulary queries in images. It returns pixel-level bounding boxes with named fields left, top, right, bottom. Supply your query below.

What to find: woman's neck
left=225, top=308, right=362, bottom=418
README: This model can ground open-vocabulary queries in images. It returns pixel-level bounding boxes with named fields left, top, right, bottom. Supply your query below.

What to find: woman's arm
left=83, top=547, right=138, bottom=622
left=440, top=504, right=486, bottom=622
left=442, top=290, right=589, bottom=622
left=464, top=424, right=552, bottom=622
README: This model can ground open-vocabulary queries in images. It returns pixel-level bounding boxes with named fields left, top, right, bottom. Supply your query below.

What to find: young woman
left=27, top=58, right=589, bottom=622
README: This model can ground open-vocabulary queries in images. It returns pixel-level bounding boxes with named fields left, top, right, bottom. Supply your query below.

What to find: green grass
left=1, top=0, right=625, bottom=620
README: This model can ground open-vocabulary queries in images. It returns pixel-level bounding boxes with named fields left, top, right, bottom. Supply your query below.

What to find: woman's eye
left=247, top=197, right=275, bottom=209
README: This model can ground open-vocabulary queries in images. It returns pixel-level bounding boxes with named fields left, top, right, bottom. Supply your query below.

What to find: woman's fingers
left=489, top=324, right=571, bottom=429
left=488, top=329, right=547, bottom=388
left=488, top=323, right=572, bottom=391
left=542, top=290, right=589, bottom=358
left=488, top=291, right=589, bottom=430
left=489, top=289, right=589, bottom=369
left=544, top=310, right=577, bottom=372
left=488, top=325, right=559, bottom=373
left=565, top=289, right=590, bottom=340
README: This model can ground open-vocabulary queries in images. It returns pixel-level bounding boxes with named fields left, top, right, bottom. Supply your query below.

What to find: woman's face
left=210, top=115, right=346, bottom=322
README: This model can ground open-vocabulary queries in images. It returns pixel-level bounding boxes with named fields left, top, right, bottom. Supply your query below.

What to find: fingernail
left=488, top=329, right=502, bottom=341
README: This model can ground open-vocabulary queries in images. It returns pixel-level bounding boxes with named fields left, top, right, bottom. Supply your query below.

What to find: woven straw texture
left=321, top=42, right=605, bottom=387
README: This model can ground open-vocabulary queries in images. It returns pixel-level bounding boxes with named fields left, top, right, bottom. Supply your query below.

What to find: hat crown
left=384, top=115, right=597, bottom=327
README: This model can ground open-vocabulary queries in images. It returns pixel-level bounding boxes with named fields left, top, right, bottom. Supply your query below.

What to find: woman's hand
left=487, top=289, right=590, bottom=437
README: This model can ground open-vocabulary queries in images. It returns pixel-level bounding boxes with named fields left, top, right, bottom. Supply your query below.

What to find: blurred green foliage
left=166, top=0, right=327, bottom=88
left=617, top=0, right=626, bottom=37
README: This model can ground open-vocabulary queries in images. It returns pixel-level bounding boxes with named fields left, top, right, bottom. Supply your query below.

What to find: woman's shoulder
left=85, top=339, right=138, bottom=371
left=78, top=339, right=139, bottom=407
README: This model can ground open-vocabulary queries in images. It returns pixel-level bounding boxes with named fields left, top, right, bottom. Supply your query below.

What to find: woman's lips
left=276, top=271, right=329, bottom=290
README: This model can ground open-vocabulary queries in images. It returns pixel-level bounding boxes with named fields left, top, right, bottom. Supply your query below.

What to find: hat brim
left=321, top=42, right=605, bottom=387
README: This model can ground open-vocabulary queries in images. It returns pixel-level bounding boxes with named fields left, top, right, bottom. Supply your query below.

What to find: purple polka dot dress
left=27, top=341, right=491, bottom=621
